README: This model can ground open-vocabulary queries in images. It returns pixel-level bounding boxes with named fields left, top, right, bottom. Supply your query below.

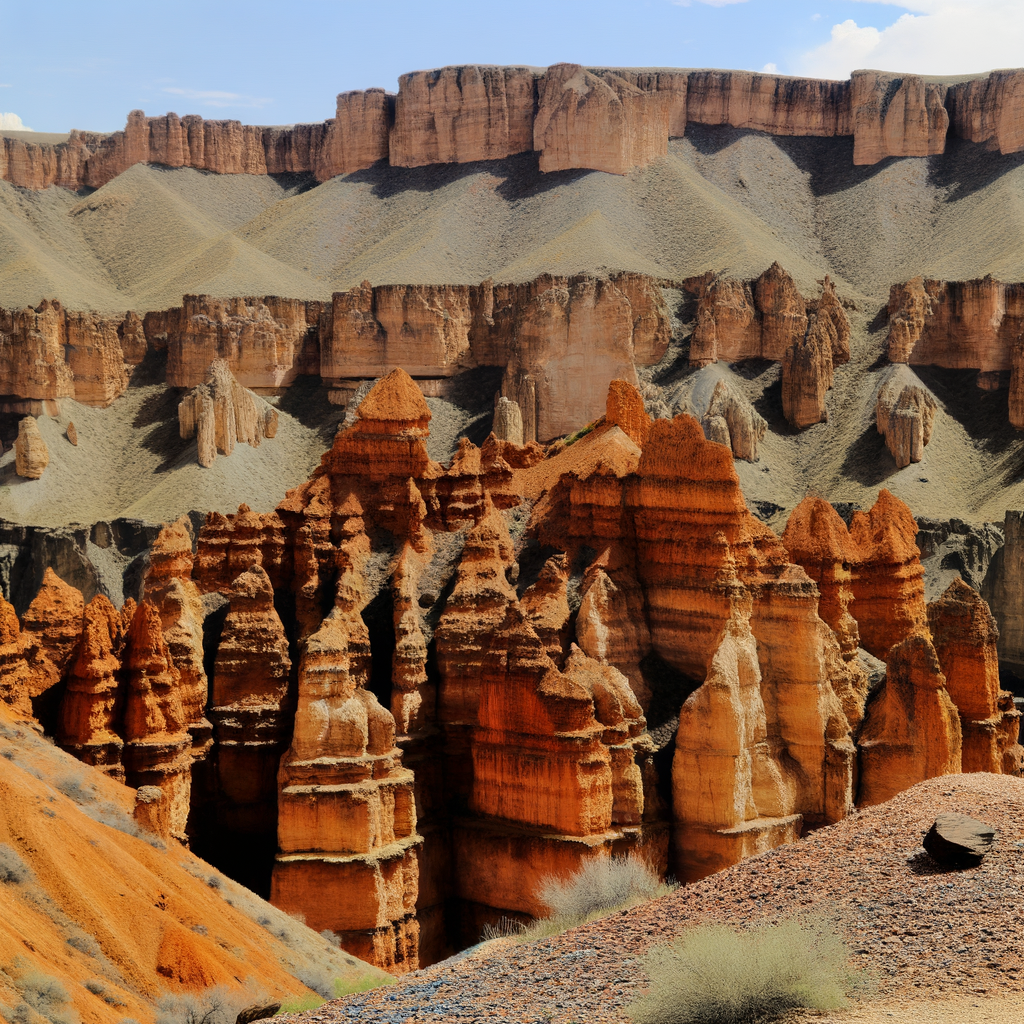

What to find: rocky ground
left=279, top=774, right=1024, bottom=1024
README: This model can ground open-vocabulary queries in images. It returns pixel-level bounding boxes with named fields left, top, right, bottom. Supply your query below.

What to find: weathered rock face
left=0, top=302, right=74, bottom=411
left=849, top=490, right=928, bottom=661
left=886, top=278, right=1024, bottom=419
left=14, top=417, right=49, bottom=479
left=923, top=812, right=996, bottom=868
left=850, top=71, right=950, bottom=165
left=875, top=366, right=938, bottom=469
left=19, top=567, right=85, bottom=727
left=534, top=64, right=670, bottom=175
left=984, top=510, right=1024, bottom=679
left=121, top=600, right=193, bottom=839
left=0, top=595, right=33, bottom=717
left=685, top=267, right=848, bottom=431
left=179, top=360, right=279, bottom=468
left=491, top=397, right=524, bottom=445
left=696, top=379, right=766, bottom=462
left=857, top=632, right=962, bottom=806
left=949, top=69, right=1024, bottom=156
left=58, top=595, right=126, bottom=779
left=927, top=579, right=1024, bottom=776
left=65, top=312, right=130, bottom=407
left=391, top=66, right=538, bottom=167
left=162, top=295, right=324, bottom=390
left=314, top=88, right=393, bottom=180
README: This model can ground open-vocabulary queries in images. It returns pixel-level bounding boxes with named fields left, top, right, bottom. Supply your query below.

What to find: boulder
left=14, top=417, right=49, bottom=479
left=923, top=812, right=995, bottom=868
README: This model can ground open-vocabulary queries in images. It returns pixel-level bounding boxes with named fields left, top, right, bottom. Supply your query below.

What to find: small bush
left=0, top=845, right=32, bottom=885
left=154, top=987, right=251, bottom=1024
left=295, top=970, right=333, bottom=1000
left=628, top=920, right=850, bottom=1024
left=80, top=801, right=165, bottom=851
left=536, top=854, right=672, bottom=925
left=55, top=773, right=95, bottom=805
left=82, top=982, right=104, bottom=997
left=15, top=972, right=77, bottom=1024
left=66, top=933, right=102, bottom=959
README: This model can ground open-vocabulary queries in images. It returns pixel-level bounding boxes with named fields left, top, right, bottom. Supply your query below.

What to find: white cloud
left=0, top=113, right=32, bottom=131
left=798, top=1, right=1024, bottom=78
left=762, top=62, right=779, bottom=73
left=162, top=87, right=271, bottom=109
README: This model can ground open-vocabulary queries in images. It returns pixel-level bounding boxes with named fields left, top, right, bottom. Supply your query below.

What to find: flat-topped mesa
left=390, top=66, right=539, bottom=167
left=534, top=64, right=671, bottom=175
left=875, top=366, right=938, bottom=469
left=849, top=489, right=928, bottom=660
left=927, top=579, right=1024, bottom=776
left=850, top=71, right=949, bottom=165
left=12, top=66, right=1024, bottom=192
left=178, top=360, right=279, bottom=468
left=156, top=295, right=324, bottom=390
left=857, top=631, right=962, bottom=807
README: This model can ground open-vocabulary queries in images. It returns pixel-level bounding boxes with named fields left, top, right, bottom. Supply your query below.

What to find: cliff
left=9, top=65, right=1024, bottom=193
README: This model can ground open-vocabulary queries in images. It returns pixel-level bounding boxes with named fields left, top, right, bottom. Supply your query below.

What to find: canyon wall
left=6, top=66, right=1024, bottom=192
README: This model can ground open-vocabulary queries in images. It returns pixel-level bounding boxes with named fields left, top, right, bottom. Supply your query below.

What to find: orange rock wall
left=10, top=65, right=1024, bottom=192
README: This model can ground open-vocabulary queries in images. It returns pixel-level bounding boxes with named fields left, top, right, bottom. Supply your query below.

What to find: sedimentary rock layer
left=6, top=65, right=1024, bottom=191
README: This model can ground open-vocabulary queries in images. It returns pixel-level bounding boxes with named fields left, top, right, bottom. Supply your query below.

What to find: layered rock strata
left=10, top=66, right=1024, bottom=190
left=178, top=360, right=279, bottom=468
left=686, top=267, right=849, bottom=430
left=927, top=579, right=1024, bottom=775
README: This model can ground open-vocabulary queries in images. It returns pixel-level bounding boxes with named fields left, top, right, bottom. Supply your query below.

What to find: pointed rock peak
left=356, top=368, right=431, bottom=427
left=229, top=563, right=275, bottom=606
left=0, top=595, right=21, bottom=646
left=782, top=496, right=855, bottom=563
left=851, top=488, right=920, bottom=562
left=606, top=378, right=651, bottom=448
left=27, top=567, right=84, bottom=616
left=148, top=515, right=195, bottom=582
left=126, top=599, right=167, bottom=650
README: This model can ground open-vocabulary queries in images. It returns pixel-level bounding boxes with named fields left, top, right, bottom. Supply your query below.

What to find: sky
left=2, top=0, right=1023, bottom=133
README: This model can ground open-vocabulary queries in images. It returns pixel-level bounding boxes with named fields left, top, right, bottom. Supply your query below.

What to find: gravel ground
left=279, top=774, right=1024, bottom=1024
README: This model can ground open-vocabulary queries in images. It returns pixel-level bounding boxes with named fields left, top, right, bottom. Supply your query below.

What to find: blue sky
left=2, top=0, right=1022, bottom=133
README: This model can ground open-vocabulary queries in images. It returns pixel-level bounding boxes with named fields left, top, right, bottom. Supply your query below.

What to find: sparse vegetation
left=82, top=980, right=123, bottom=1007
left=154, top=986, right=253, bottom=1024
left=65, top=933, right=102, bottom=959
left=277, top=975, right=391, bottom=1015
left=627, top=920, right=851, bottom=1024
left=0, top=845, right=32, bottom=885
left=13, top=971, right=78, bottom=1024
left=482, top=854, right=675, bottom=943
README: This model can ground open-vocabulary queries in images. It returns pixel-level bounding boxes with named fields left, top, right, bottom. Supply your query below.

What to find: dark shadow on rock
left=838, top=421, right=895, bottom=486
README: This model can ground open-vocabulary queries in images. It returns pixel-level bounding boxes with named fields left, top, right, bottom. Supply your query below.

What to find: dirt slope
left=0, top=706, right=389, bottom=1024
left=285, top=773, right=1023, bottom=1023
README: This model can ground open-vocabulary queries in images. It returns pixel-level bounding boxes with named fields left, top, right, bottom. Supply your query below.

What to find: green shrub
left=154, top=987, right=252, bottom=1024
left=628, top=920, right=850, bottom=1024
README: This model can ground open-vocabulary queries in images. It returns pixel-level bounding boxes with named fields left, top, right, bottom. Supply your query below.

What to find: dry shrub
left=0, top=846, right=32, bottom=885
left=482, top=854, right=674, bottom=943
left=13, top=971, right=78, bottom=1024
left=628, top=919, right=850, bottom=1024
left=155, top=987, right=253, bottom=1024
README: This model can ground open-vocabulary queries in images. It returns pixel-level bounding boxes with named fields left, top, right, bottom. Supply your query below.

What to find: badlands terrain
left=1, top=61, right=1024, bottom=1023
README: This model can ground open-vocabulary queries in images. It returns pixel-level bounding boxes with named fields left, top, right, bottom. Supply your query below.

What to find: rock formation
left=121, top=600, right=194, bottom=839
left=0, top=596, right=33, bottom=717
left=12, top=65, right=1024, bottom=191
left=857, top=632, right=962, bottom=806
left=0, top=301, right=74, bottom=413
left=875, top=366, right=938, bottom=468
left=19, top=567, right=85, bottom=727
left=850, top=71, right=949, bottom=165
left=694, top=378, right=766, bottom=462
left=58, top=595, right=126, bottom=779
left=14, top=417, right=49, bottom=479
left=65, top=312, right=130, bottom=406
left=983, top=510, right=1024, bottom=679
left=927, top=579, right=1023, bottom=775
left=66, top=421, right=78, bottom=446
left=849, top=490, right=928, bottom=660
left=178, top=360, right=279, bottom=468
left=491, top=397, right=524, bottom=445
left=159, top=295, right=324, bottom=390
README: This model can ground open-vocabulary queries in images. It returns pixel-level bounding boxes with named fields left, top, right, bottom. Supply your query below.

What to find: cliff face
left=9, top=64, right=1024, bottom=193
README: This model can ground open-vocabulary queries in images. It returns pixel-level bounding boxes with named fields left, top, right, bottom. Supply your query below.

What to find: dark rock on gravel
left=924, top=813, right=996, bottom=868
